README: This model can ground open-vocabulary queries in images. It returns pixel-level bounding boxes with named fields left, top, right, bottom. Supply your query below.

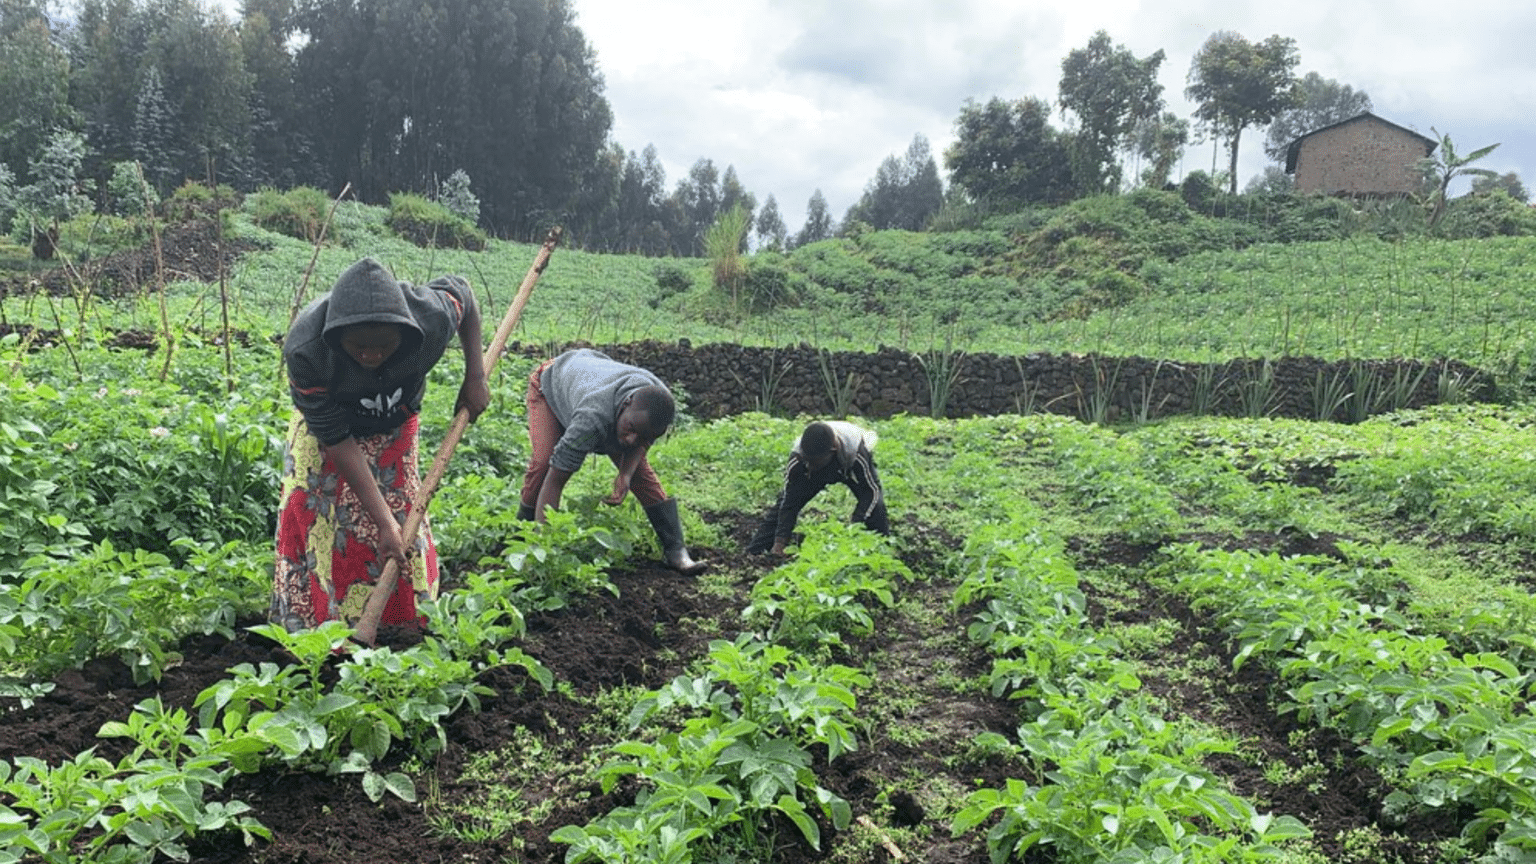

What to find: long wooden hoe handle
left=352, top=227, right=562, bottom=647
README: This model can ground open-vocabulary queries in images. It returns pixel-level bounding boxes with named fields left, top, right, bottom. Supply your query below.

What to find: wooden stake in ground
left=856, top=815, right=907, bottom=861
left=352, top=227, right=561, bottom=647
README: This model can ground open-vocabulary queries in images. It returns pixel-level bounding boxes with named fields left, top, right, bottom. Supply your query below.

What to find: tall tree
left=151, top=0, right=253, bottom=186
left=15, top=129, right=91, bottom=258
left=564, top=139, right=622, bottom=248
left=903, top=134, right=945, bottom=220
left=622, top=144, right=671, bottom=254
left=719, top=164, right=756, bottom=249
left=844, top=153, right=902, bottom=229
left=1057, top=30, right=1164, bottom=195
left=1133, top=110, right=1189, bottom=189
left=292, top=0, right=611, bottom=236
left=68, top=0, right=156, bottom=172
left=844, top=133, right=944, bottom=231
left=0, top=0, right=48, bottom=36
left=576, top=142, right=672, bottom=254
left=793, top=188, right=833, bottom=248
left=68, top=0, right=253, bottom=191
left=238, top=0, right=316, bottom=188
left=754, top=193, right=786, bottom=251
left=0, top=161, right=13, bottom=227
left=1471, top=171, right=1528, bottom=203
left=1184, top=30, right=1300, bottom=194
left=131, top=65, right=181, bottom=190
left=944, top=96, right=1074, bottom=207
left=1263, top=71, right=1372, bottom=162
left=1244, top=164, right=1294, bottom=194
left=669, top=157, right=721, bottom=256
left=0, top=0, right=72, bottom=183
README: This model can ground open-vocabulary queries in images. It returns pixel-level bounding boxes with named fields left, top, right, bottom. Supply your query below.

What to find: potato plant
left=8, top=216, right=1536, bottom=862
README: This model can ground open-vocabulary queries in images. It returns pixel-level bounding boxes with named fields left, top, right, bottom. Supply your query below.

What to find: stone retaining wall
left=510, top=341, right=1494, bottom=424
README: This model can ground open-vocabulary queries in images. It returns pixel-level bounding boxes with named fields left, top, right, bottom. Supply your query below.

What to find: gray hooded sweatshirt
left=283, top=257, right=473, bottom=445
left=539, top=348, right=666, bottom=473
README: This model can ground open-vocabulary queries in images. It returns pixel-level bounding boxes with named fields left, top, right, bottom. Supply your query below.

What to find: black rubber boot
left=644, top=498, right=708, bottom=575
left=516, top=502, right=536, bottom=522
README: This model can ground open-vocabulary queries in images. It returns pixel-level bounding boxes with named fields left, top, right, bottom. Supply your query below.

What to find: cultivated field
left=2, top=208, right=1536, bottom=864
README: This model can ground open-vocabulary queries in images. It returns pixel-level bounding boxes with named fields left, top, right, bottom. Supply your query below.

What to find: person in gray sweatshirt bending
left=518, top=348, right=707, bottom=575
left=747, top=420, right=889, bottom=555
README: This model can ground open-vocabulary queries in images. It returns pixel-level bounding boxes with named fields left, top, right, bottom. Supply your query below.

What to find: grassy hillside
left=8, top=190, right=1536, bottom=383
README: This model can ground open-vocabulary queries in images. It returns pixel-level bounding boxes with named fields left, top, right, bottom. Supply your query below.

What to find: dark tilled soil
left=2, top=219, right=262, bottom=300
left=1077, top=529, right=1464, bottom=863
left=1, top=218, right=267, bottom=350
left=0, top=516, right=1463, bottom=863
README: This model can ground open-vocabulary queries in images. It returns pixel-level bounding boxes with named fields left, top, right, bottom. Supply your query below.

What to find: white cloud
left=575, top=0, right=1536, bottom=224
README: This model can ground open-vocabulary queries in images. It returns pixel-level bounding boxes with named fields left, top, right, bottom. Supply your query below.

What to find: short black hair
left=630, top=385, right=676, bottom=434
left=800, top=421, right=835, bottom=457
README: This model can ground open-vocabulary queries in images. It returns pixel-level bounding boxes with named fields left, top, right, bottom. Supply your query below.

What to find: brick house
left=1285, top=112, right=1438, bottom=196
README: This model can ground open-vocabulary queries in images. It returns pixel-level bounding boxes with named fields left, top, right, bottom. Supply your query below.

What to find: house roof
left=1284, top=111, right=1439, bottom=173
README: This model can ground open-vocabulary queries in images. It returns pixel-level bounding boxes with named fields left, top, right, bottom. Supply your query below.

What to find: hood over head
left=320, top=257, right=424, bottom=357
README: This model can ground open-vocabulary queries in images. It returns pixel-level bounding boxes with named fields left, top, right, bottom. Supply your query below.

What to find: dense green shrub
left=1437, top=190, right=1536, bottom=239
left=853, top=230, right=976, bottom=281
left=926, top=199, right=987, bottom=232
left=769, top=230, right=1033, bottom=329
left=1157, top=211, right=1255, bottom=258
left=244, top=186, right=334, bottom=243
left=1355, top=197, right=1431, bottom=240
left=995, top=193, right=1271, bottom=317
left=162, top=181, right=239, bottom=223
left=1237, top=192, right=1356, bottom=243
left=651, top=260, right=695, bottom=299
left=1123, top=187, right=1193, bottom=225
left=328, top=199, right=391, bottom=246
left=1178, top=170, right=1228, bottom=217
left=929, top=229, right=1011, bottom=260
left=982, top=206, right=1055, bottom=236
left=741, top=253, right=805, bottom=311
left=1087, top=268, right=1143, bottom=306
left=1034, top=195, right=1151, bottom=247
left=1015, top=198, right=1152, bottom=314
left=104, top=161, right=159, bottom=217
left=789, top=239, right=911, bottom=313
left=51, top=214, right=152, bottom=263
left=386, top=192, right=486, bottom=251
left=1033, top=193, right=1251, bottom=266
left=438, top=169, right=480, bottom=224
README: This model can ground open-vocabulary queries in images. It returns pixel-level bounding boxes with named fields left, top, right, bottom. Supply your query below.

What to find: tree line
left=0, top=0, right=1521, bottom=259
left=2, top=0, right=615, bottom=241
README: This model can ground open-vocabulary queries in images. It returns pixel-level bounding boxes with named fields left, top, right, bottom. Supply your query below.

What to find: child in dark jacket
left=270, top=257, right=489, bottom=631
left=747, top=420, right=889, bottom=555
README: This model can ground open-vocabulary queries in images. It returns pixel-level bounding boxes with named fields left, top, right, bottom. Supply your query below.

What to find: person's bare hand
left=601, top=484, right=629, bottom=506
left=376, top=523, right=409, bottom=572
left=456, top=375, right=491, bottom=422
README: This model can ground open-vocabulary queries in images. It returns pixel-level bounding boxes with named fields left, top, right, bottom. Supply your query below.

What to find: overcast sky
left=572, top=0, right=1536, bottom=230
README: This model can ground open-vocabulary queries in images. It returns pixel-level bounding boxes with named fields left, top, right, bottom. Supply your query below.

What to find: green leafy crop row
left=1157, top=544, right=1536, bottom=859
left=952, top=513, right=1310, bottom=863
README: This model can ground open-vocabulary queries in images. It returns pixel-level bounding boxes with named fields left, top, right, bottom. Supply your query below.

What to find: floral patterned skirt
left=268, top=413, right=438, bottom=631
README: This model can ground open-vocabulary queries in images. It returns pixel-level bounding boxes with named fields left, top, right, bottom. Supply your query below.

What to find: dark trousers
left=746, top=456, right=889, bottom=553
